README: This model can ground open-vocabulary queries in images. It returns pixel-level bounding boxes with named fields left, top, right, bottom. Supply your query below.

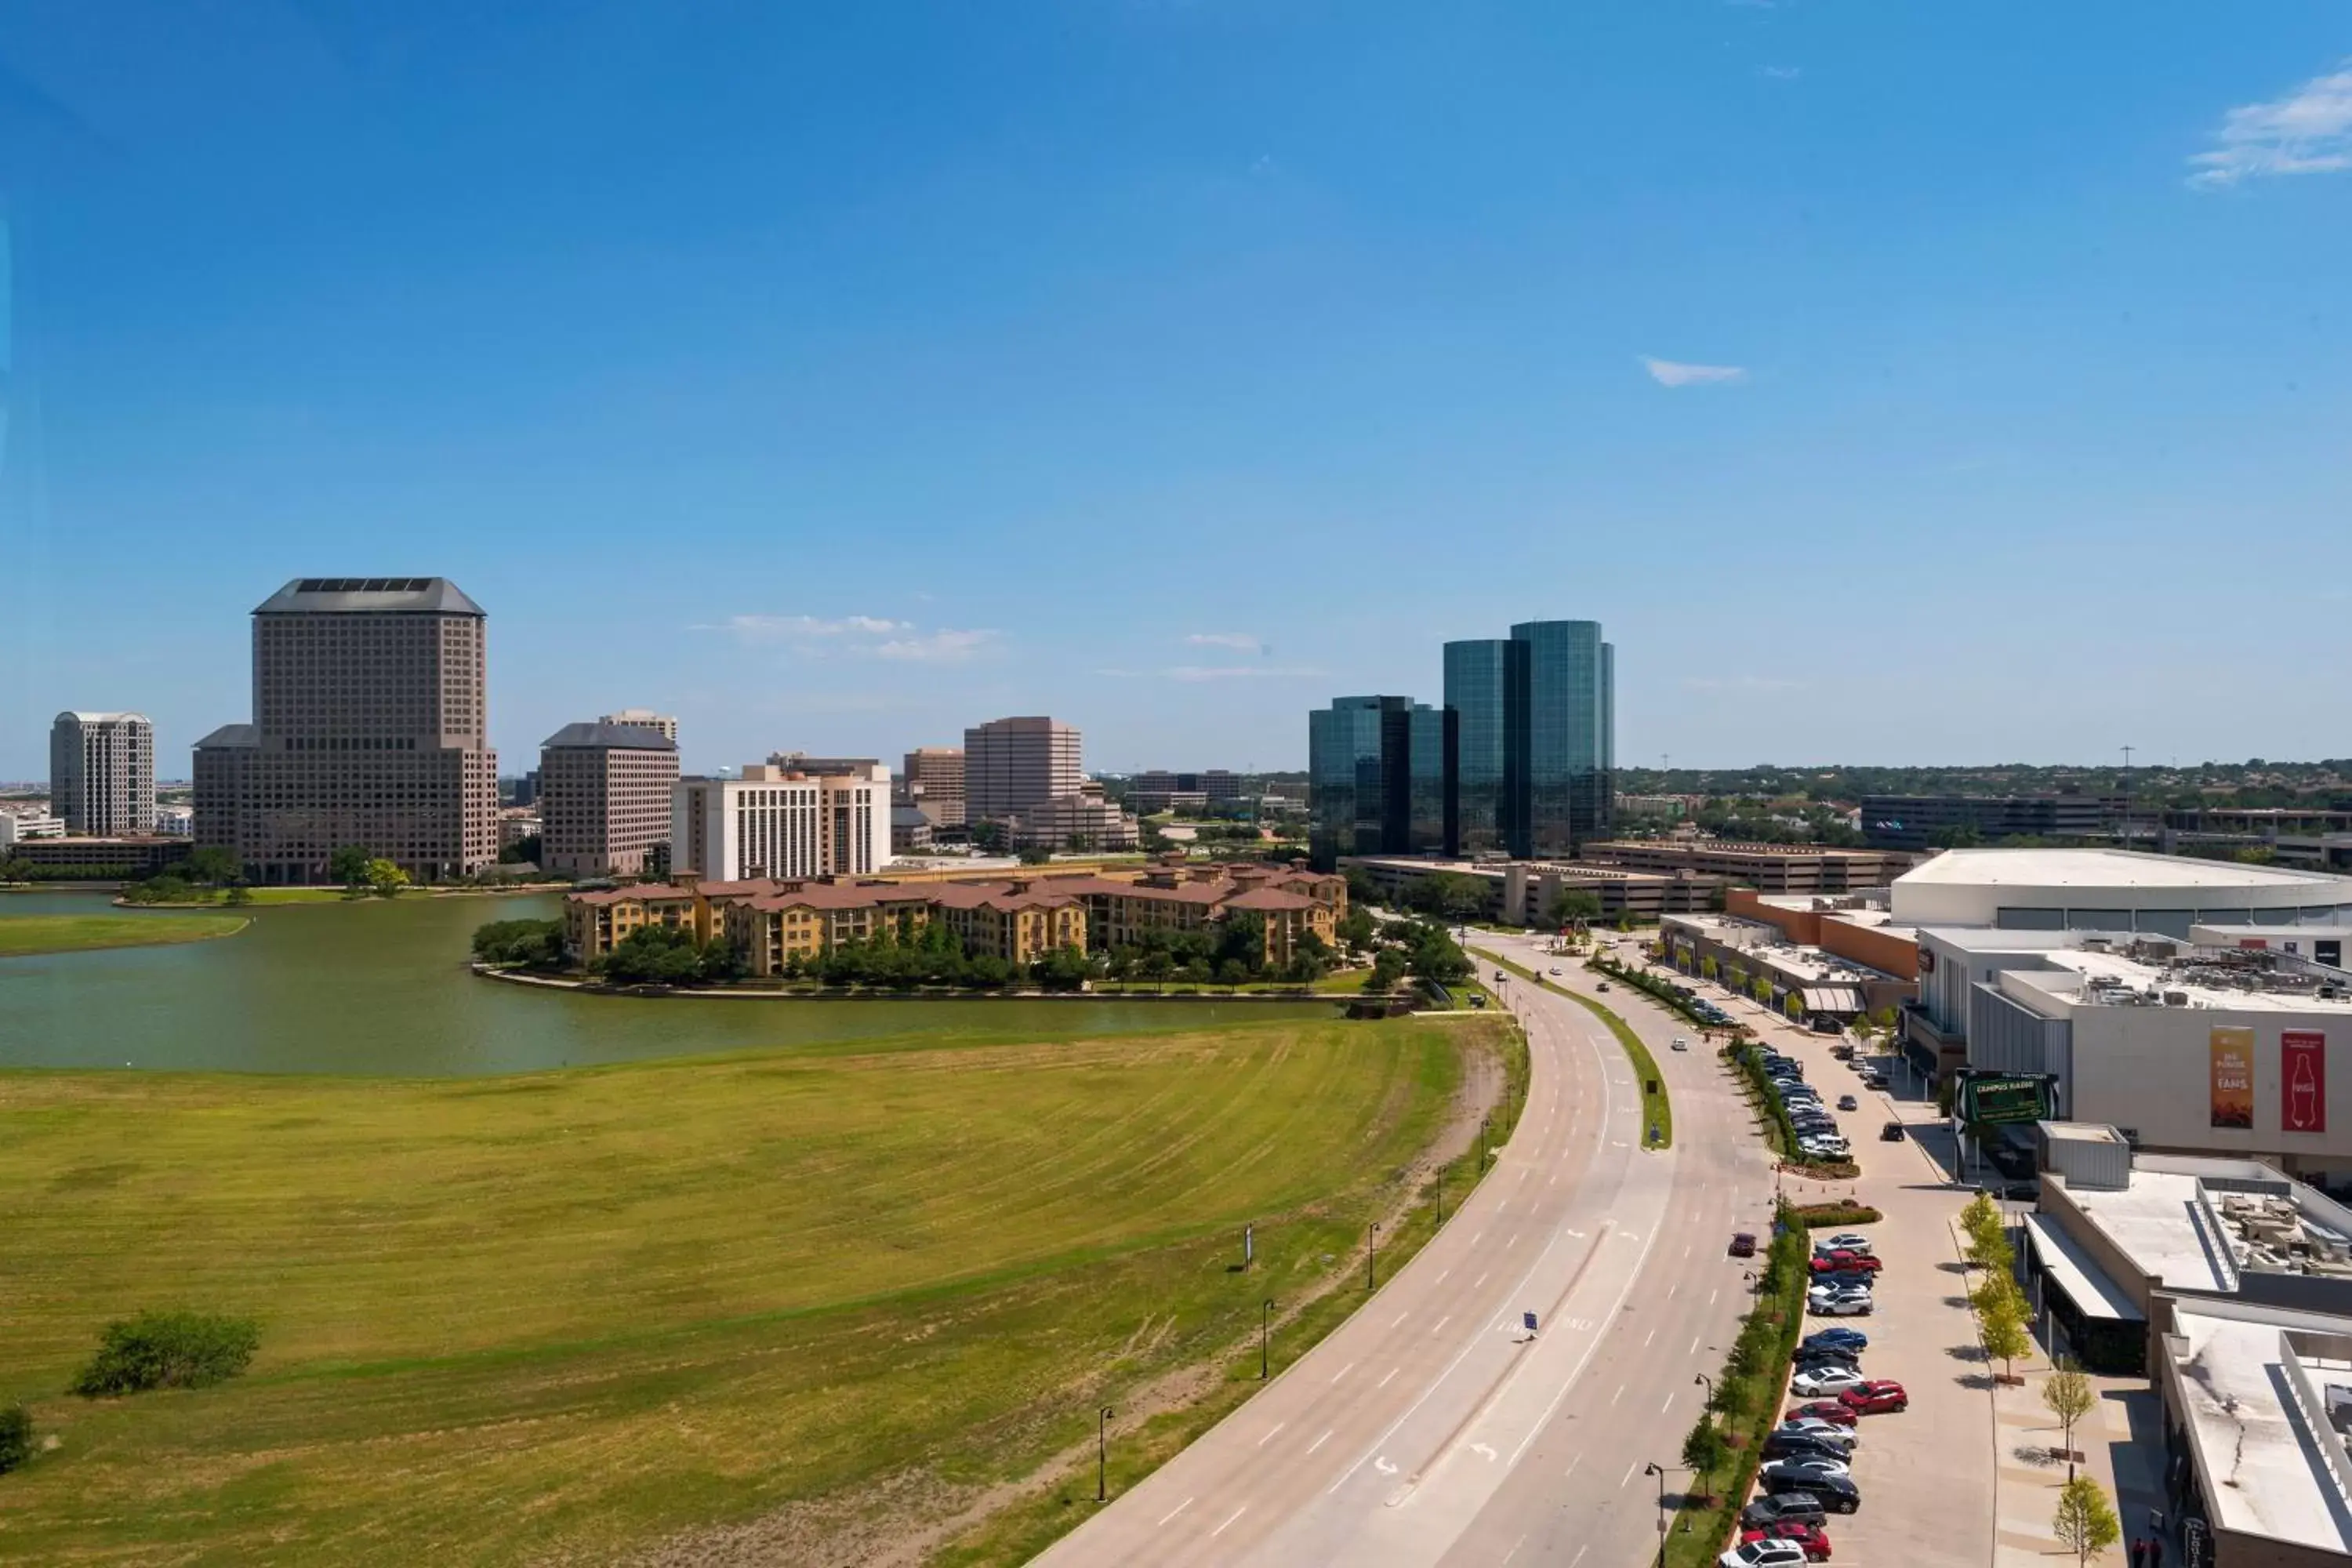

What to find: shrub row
left=1791, top=1202, right=1882, bottom=1228
left=1670, top=1204, right=1810, bottom=1566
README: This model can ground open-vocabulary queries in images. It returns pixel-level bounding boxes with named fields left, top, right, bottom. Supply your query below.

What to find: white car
left=1807, top=1288, right=1873, bottom=1318
left=1722, top=1542, right=1809, bottom=1568
left=1671, top=1035, right=1690, bottom=1051
left=1778, top=1417, right=1859, bottom=1446
left=1821, top=1232, right=1875, bottom=1255
left=1789, top=1365, right=1869, bottom=1398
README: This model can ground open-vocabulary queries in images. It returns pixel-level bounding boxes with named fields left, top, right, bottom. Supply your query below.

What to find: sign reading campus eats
left=2209, top=1026, right=2255, bottom=1130
left=2282, top=1031, right=2327, bottom=1135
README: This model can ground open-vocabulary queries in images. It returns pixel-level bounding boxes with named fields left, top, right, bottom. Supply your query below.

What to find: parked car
left=1809, top=1250, right=1880, bottom=1275
left=1730, top=1231, right=1758, bottom=1258
left=1800, top=1327, right=1868, bottom=1352
left=1740, top=1521, right=1834, bottom=1562
left=1672, top=1036, right=1690, bottom=1051
left=1760, top=1455, right=1853, bottom=1486
left=1819, top=1235, right=1875, bottom=1256
left=1788, top=1364, right=1869, bottom=1398
left=1880, top=1120, right=1906, bottom=1142
left=1808, top=1288, right=1874, bottom=1316
left=1776, top=1416, right=1860, bottom=1446
left=1596, top=982, right=1612, bottom=992
left=1792, top=1348, right=1863, bottom=1375
left=1838, top=1380, right=1910, bottom=1414
left=1785, top=1399, right=1861, bottom=1428
left=1763, top=1429, right=1855, bottom=1463
left=1740, top=1493, right=1828, bottom=1530
left=1810, top=1271, right=1874, bottom=1294
left=1838, top=1094, right=1859, bottom=1111
left=1759, top=1470, right=1862, bottom=1514
left=1720, top=1540, right=1809, bottom=1568
left=1549, top=967, right=1563, bottom=976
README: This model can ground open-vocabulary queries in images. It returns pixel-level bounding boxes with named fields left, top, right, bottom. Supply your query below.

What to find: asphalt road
left=1032, top=934, right=1773, bottom=1568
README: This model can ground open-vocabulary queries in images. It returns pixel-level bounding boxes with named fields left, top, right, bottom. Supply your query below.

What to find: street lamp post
left=1435, top=1161, right=1446, bottom=1225
left=1481, top=1114, right=1491, bottom=1168
left=1261, top=1299, right=1274, bottom=1380
left=1642, top=1461, right=1678, bottom=1568
left=1098, top=1405, right=1114, bottom=1501
left=1367, top=1221, right=1381, bottom=1290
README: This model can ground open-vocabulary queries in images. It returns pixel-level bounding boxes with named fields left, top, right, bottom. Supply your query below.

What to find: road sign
left=1523, top=1311, right=1539, bottom=1334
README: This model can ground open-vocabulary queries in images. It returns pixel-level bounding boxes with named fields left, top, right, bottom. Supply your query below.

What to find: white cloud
left=1185, top=632, right=1266, bottom=652
left=2189, top=59, right=2352, bottom=187
left=694, top=614, right=905, bottom=641
left=1759, top=65, right=1802, bottom=80
left=1166, top=664, right=1323, bottom=683
left=873, top=628, right=1000, bottom=663
left=1642, top=356, right=1748, bottom=388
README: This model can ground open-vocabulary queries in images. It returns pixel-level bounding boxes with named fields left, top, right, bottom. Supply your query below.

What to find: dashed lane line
left=1210, top=1505, right=1247, bottom=1540
left=1156, top=1497, right=1194, bottom=1527
left=1257, top=1421, right=1286, bottom=1447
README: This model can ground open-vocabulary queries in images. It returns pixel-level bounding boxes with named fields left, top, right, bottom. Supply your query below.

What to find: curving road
left=1033, top=934, right=1774, bottom=1568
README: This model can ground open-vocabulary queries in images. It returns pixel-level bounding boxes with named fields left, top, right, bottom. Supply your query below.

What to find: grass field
left=0, top=913, right=249, bottom=956
left=0, top=1014, right=1497, bottom=1566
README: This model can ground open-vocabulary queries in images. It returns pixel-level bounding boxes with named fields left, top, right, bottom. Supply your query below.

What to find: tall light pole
left=1098, top=1405, right=1114, bottom=1501
left=1642, top=1461, right=1677, bottom=1568
left=1367, top=1221, right=1381, bottom=1290
left=1261, top=1298, right=1275, bottom=1379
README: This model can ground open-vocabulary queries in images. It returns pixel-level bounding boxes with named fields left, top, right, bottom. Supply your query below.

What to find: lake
left=0, top=891, right=1330, bottom=1076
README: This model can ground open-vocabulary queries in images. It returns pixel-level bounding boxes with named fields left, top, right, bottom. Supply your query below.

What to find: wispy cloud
left=874, top=628, right=1000, bottom=663
left=2189, top=58, right=2352, bottom=187
left=1642, top=356, right=1747, bottom=388
left=1185, top=632, right=1266, bottom=653
left=1759, top=65, right=1802, bottom=80
left=1167, top=664, right=1323, bottom=683
left=694, top=614, right=906, bottom=641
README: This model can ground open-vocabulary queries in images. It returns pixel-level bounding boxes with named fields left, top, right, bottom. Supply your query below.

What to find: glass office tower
left=1308, top=695, right=1447, bottom=871
left=1442, top=638, right=1524, bottom=856
left=1510, top=619, right=1614, bottom=856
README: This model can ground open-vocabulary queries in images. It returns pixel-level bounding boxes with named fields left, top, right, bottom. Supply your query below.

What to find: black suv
left=1759, top=1468, right=1860, bottom=1513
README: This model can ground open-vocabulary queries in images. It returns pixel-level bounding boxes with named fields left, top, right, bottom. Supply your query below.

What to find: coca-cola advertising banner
left=2282, top=1031, right=2327, bottom=1135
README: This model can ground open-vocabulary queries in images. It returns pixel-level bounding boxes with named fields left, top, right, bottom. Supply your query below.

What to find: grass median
left=1479, top=949, right=1671, bottom=1148
left=0, top=1014, right=1497, bottom=1566
left=0, top=912, right=249, bottom=957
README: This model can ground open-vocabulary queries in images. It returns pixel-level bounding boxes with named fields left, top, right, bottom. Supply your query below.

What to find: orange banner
left=2210, top=1026, right=2254, bottom=1130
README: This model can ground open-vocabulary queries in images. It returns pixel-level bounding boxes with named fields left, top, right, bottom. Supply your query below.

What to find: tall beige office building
left=539, top=720, right=680, bottom=877
left=49, top=711, right=155, bottom=836
left=598, top=708, right=679, bottom=743
left=194, top=577, right=498, bottom=883
left=963, top=717, right=1081, bottom=821
left=900, top=746, right=967, bottom=828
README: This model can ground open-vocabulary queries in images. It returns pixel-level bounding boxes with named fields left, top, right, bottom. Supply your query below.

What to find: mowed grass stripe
left=0, top=1017, right=1472, bottom=1566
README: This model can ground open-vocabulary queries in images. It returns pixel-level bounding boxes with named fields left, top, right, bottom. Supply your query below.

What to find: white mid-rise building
left=49, top=711, right=154, bottom=837
left=673, top=760, right=890, bottom=882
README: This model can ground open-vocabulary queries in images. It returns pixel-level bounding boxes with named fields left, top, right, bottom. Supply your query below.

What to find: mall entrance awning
left=2023, top=1214, right=2144, bottom=1323
left=1802, top=985, right=1864, bottom=1015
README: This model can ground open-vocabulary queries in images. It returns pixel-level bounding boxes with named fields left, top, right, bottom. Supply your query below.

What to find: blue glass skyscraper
left=1442, top=638, right=1524, bottom=856
left=1308, top=695, right=1450, bottom=871
left=1510, top=619, right=1613, bottom=856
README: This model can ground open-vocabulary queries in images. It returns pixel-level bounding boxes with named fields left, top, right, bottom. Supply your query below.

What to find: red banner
left=2283, top=1031, right=2327, bottom=1135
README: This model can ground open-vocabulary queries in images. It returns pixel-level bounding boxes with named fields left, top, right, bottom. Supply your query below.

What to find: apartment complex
left=194, top=577, right=499, bottom=882
left=672, top=760, right=889, bottom=882
left=1308, top=695, right=1448, bottom=869
left=900, top=746, right=967, bottom=829
left=597, top=709, right=678, bottom=743
left=49, top=710, right=154, bottom=836
left=537, top=720, right=679, bottom=877
left=964, top=717, right=1081, bottom=820
left=1579, top=839, right=1911, bottom=894
left=563, top=862, right=1342, bottom=973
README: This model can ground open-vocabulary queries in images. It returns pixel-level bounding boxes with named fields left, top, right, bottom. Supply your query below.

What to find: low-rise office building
left=538, top=721, right=679, bottom=877
left=1340, top=855, right=1725, bottom=924
left=1659, top=911, right=1911, bottom=1026
left=1580, top=839, right=1911, bottom=895
left=0, top=835, right=192, bottom=878
left=1006, top=789, right=1139, bottom=851
left=0, top=810, right=67, bottom=845
left=1859, top=792, right=2122, bottom=851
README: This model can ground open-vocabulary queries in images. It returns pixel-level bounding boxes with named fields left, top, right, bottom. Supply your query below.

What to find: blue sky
left=2, top=2, right=2347, bottom=779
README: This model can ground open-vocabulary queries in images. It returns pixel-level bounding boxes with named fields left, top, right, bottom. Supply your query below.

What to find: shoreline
left=471, top=964, right=1362, bottom=1006
left=0, top=912, right=252, bottom=960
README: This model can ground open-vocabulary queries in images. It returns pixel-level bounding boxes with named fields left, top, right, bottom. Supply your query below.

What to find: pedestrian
left=2129, top=1537, right=2147, bottom=1568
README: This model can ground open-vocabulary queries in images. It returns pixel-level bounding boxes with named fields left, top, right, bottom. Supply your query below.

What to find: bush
left=471, top=917, right=565, bottom=968
left=71, top=1309, right=260, bottom=1397
left=0, top=1405, right=29, bottom=1473
left=1791, top=1202, right=1882, bottom=1227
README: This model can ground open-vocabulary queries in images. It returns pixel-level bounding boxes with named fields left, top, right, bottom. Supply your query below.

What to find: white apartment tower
left=673, top=760, right=891, bottom=882
left=49, top=711, right=155, bottom=836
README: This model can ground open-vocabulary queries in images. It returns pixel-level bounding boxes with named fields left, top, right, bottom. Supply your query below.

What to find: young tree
left=1681, top=1412, right=1729, bottom=1504
left=2053, top=1475, right=2122, bottom=1568
left=1978, top=1283, right=2033, bottom=1381
left=1961, top=1191, right=2004, bottom=1257
left=365, top=858, right=411, bottom=898
left=2043, top=1357, right=2095, bottom=1460
left=328, top=845, right=372, bottom=887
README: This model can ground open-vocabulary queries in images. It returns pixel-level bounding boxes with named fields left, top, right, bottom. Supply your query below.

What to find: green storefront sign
left=1958, top=1073, right=2054, bottom=1125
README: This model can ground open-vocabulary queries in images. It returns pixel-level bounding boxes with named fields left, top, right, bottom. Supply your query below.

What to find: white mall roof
left=2061, top=1171, right=2235, bottom=1293
left=1901, top=848, right=2343, bottom=891
left=1892, top=848, right=2352, bottom=929
left=2169, top=1306, right=2352, bottom=1552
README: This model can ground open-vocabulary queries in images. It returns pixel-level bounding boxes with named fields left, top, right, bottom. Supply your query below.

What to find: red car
left=1838, top=1379, right=1909, bottom=1414
left=1742, top=1522, right=1833, bottom=1561
left=1785, top=1399, right=1860, bottom=1427
left=1807, top=1251, right=1882, bottom=1275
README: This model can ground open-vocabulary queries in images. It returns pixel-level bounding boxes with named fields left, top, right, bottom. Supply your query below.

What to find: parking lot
left=1608, top=942, right=1997, bottom=1568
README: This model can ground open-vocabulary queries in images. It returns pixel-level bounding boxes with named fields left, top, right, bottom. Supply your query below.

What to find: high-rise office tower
left=900, top=746, right=967, bottom=828
left=1441, top=641, right=1522, bottom=857
left=539, top=720, right=680, bottom=877
left=49, top=711, right=156, bottom=837
left=194, top=577, right=499, bottom=882
left=1306, top=695, right=1448, bottom=871
left=1510, top=619, right=1613, bottom=855
left=963, top=717, right=1081, bottom=821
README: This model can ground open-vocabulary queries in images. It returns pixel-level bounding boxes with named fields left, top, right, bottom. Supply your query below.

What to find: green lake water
left=0, top=891, right=1330, bottom=1076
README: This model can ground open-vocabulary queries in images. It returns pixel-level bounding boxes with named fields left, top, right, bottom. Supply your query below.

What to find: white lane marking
left=1471, top=1230, right=1483, bottom=1244
left=1564, top=1454, right=1581, bottom=1480
left=1432, top=1314, right=1453, bottom=1335
left=1661, top=1390, right=1675, bottom=1414
left=1332, top=1360, right=1357, bottom=1383
left=1377, top=1367, right=1399, bottom=1388
left=1436, top=1268, right=1451, bottom=1284
left=1611, top=1382, right=1624, bottom=1406
left=1498, top=1202, right=1509, bottom=1214
left=1710, top=1288, right=1719, bottom=1306
left=1683, top=1243, right=1692, bottom=1258
left=1393, top=1312, right=1410, bottom=1327
left=1668, top=1283, right=1678, bottom=1301
left=1374, top=1456, right=1399, bottom=1475
left=1690, top=1334, right=1702, bottom=1355
left=1157, top=1497, right=1194, bottom=1526
left=1472, top=1442, right=1499, bottom=1462
left=1210, top=1504, right=1247, bottom=1539
left=1548, top=1171, right=1558, bottom=1185
left=1475, top=1271, right=1490, bottom=1289
left=1507, top=1234, right=1519, bottom=1250
left=1622, top=1458, right=1640, bottom=1486
left=1307, top=1428, right=1332, bottom=1455
left=1644, top=1327, right=1656, bottom=1346
left=1257, top=1421, right=1287, bottom=1447
left=1503, top=1536, right=1525, bottom=1565
left=1573, top=1546, right=1591, bottom=1567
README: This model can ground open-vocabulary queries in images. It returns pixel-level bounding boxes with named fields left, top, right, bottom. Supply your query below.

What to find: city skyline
left=3, top=5, right=2348, bottom=775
